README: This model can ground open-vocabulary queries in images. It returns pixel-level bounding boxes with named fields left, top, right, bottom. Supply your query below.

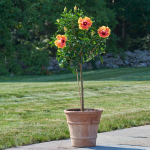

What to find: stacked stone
left=47, top=57, right=62, bottom=71
left=47, top=50, right=150, bottom=71
left=123, top=50, right=150, bottom=67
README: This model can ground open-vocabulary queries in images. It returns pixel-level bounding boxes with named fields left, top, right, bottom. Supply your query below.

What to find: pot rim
left=64, top=108, right=103, bottom=114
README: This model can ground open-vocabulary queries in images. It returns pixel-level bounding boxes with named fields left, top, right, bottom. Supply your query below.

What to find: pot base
left=71, top=138, right=96, bottom=147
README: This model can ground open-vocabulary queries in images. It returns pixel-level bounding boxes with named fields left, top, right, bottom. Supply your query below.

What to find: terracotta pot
left=64, top=108, right=103, bottom=147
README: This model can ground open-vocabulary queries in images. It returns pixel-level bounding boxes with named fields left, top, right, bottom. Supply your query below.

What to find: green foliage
left=107, top=0, right=150, bottom=51
left=50, top=7, right=110, bottom=73
left=0, top=0, right=117, bottom=75
left=128, top=34, right=150, bottom=50
left=0, top=0, right=53, bottom=75
left=55, top=0, right=118, bottom=54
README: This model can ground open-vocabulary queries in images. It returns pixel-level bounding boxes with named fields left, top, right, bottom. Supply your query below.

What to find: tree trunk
left=79, top=64, right=84, bottom=111
left=76, top=69, right=82, bottom=111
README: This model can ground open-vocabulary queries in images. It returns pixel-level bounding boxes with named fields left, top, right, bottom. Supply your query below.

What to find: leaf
left=99, top=56, right=103, bottom=64
left=68, top=67, right=76, bottom=74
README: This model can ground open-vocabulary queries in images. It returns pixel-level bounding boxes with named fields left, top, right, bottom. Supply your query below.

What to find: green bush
left=0, top=0, right=52, bottom=75
left=0, top=0, right=117, bottom=75
left=106, top=0, right=150, bottom=51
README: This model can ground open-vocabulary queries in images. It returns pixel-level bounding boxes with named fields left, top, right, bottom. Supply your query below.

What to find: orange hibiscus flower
left=78, top=17, right=92, bottom=30
left=98, top=26, right=111, bottom=38
left=55, top=35, right=67, bottom=49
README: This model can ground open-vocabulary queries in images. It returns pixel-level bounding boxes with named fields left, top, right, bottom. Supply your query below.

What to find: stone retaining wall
left=47, top=50, right=150, bottom=71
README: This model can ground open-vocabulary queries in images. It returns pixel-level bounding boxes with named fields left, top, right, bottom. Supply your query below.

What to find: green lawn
left=0, top=67, right=150, bottom=149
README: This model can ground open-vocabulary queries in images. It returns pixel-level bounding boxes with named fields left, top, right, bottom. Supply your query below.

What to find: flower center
left=61, top=40, right=65, bottom=43
left=102, top=30, right=106, bottom=35
left=83, top=21, right=87, bottom=25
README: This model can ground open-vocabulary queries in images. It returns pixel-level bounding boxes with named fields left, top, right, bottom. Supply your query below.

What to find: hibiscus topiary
left=49, top=6, right=110, bottom=111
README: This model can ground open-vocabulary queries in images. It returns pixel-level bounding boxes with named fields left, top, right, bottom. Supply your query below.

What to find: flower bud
left=56, top=19, right=59, bottom=23
left=74, top=5, right=77, bottom=12
left=91, top=31, right=95, bottom=36
left=64, top=7, right=67, bottom=13
left=64, top=26, right=67, bottom=32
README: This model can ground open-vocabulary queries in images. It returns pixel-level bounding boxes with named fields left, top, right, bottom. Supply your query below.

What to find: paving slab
left=5, top=125, right=150, bottom=150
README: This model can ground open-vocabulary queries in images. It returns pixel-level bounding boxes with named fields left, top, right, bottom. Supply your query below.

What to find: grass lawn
left=0, top=67, right=150, bottom=149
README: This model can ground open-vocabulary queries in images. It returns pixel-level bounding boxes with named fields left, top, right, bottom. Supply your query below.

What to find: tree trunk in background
left=122, top=22, right=125, bottom=38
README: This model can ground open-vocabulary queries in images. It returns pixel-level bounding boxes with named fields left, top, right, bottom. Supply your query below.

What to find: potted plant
left=49, top=6, right=110, bottom=147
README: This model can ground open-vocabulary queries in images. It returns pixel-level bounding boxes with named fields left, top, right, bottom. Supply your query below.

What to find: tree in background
left=0, top=0, right=51, bottom=75
left=0, top=0, right=117, bottom=75
left=106, top=0, right=150, bottom=51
